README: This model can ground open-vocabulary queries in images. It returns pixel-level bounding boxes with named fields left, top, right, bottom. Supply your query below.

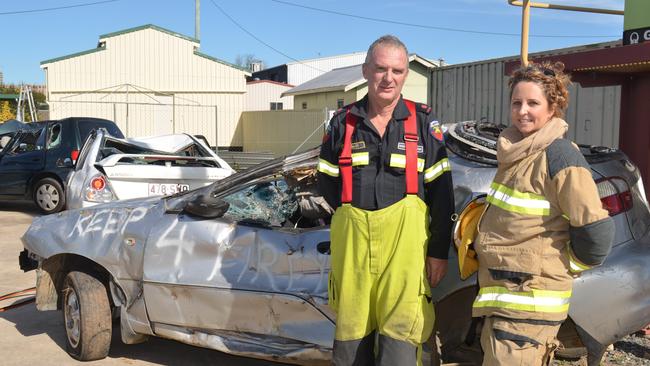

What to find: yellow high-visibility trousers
left=329, top=195, right=434, bottom=366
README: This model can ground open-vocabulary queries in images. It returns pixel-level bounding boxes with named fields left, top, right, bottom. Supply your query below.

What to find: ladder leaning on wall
left=16, top=84, right=37, bottom=122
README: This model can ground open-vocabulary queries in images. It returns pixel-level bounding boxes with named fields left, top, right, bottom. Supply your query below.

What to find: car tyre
left=34, top=177, right=65, bottom=214
left=62, top=271, right=112, bottom=361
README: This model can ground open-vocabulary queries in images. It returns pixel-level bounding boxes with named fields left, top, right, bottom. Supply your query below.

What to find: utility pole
left=507, top=1, right=624, bottom=67
left=521, top=0, right=530, bottom=67
left=195, top=0, right=200, bottom=41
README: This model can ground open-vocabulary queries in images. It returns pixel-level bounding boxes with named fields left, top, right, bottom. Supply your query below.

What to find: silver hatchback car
left=20, top=122, right=650, bottom=365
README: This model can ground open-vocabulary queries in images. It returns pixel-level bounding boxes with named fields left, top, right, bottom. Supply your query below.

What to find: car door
left=0, top=128, right=46, bottom=196
left=141, top=177, right=334, bottom=348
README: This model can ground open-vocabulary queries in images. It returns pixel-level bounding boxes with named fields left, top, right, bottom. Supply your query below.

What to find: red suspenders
left=339, top=100, right=418, bottom=203
left=403, top=100, right=419, bottom=196
left=339, top=109, right=356, bottom=204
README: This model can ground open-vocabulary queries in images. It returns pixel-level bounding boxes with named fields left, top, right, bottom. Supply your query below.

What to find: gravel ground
left=554, top=333, right=650, bottom=366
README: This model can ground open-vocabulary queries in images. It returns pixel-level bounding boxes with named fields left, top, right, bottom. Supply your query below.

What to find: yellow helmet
left=453, top=196, right=486, bottom=280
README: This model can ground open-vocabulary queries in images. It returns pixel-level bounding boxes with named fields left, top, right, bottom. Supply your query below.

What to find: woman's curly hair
left=508, top=61, right=572, bottom=118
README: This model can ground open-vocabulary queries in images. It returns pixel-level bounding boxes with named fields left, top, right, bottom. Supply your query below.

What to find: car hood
left=23, top=196, right=161, bottom=257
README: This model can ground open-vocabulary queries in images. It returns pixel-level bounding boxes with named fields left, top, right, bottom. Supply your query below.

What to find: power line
left=208, top=0, right=326, bottom=72
left=0, top=0, right=119, bottom=16
left=270, top=0, right=619, bottom=39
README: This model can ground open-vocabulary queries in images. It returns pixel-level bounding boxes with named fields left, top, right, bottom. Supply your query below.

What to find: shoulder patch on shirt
left=429, top=120, right=444, bottom=142
left=546, top=138, right=589, bottom=179
left=419, top=103, right=432, bottom=114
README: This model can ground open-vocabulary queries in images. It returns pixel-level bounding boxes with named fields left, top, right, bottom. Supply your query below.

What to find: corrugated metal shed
left=283, top=65, right=364, bottom=96
left=40, top=24, right=250, bottom=147
left=245, top=80, right=294, bottom=111
left=431, top=41, right=621, bottom=147
left=285, top=52, right=367, bottom=86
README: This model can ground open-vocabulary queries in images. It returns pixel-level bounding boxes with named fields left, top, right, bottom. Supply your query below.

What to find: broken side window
left=47, top=123, right=62, bottom=149
left=0, top=133, right=15, bottom=152
left=11, top=129, right=45, bottom=154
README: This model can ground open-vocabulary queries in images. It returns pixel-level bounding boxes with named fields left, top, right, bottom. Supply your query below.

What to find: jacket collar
left=349, top=94, right=411, bottom=122
left=497, top=117, right=569, bottom=165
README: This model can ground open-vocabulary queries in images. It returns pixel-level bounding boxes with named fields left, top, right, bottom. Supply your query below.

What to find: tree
left=0, top=101, right=14, bottom=121
left=234, top=54, right=265, bottom=72
left=0, top=85, right=45, bottom=122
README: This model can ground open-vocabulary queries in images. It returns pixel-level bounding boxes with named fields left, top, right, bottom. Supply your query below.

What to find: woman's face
left=510, top=81, right=555, bottom=137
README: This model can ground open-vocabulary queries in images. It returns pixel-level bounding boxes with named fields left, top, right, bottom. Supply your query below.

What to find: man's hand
left=426, top=257, right=448, bottom=287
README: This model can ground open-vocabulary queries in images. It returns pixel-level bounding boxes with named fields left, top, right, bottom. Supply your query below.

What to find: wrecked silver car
left=67, top=129, right=235, bottom=209
left=19, top=122, right=650, bottom=365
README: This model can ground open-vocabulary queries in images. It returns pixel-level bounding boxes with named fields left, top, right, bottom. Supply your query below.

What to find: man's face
left=362, top=44, right=409, bottom=106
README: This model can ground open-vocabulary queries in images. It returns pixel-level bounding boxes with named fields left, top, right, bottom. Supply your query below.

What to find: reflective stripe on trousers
left=328, top=195, right=434, bottom=366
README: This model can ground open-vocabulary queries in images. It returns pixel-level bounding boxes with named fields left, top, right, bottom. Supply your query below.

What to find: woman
left=472, top=62, right=614, bottom=365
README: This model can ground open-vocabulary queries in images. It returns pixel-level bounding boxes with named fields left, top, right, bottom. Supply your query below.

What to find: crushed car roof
left=118, top=134, right=207, bottom=153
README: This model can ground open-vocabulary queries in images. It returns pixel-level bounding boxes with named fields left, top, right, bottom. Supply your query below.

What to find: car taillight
left=90, top=176, right=105, bottom=190
left=596, top=177, right=632, bottom=216
left=85, top=174, right=115, bottom=203
left=71, top=149, right=80, bottom=162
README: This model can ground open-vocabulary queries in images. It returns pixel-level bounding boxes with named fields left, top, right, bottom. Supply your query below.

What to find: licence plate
left=148, top=183, right=190, bottom=196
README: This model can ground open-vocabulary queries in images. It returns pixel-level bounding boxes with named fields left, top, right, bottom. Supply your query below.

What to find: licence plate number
left=148, top=183, right=190, bottom=196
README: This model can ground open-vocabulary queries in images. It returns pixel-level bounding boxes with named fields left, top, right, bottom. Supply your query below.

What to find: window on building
left=337, top=99, right=344, bottom=109
left=270, top=102, right=283, bottom=110
left=302, top=102, right=307, bottom=110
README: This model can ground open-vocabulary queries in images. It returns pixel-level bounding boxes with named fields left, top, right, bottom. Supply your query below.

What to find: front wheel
left=62, top=271, right=112, bottom=361
left=33, top=177, right=65, bottom=214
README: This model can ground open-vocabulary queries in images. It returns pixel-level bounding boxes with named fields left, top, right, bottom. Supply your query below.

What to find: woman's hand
left=426, top=257, right=448, bottom=287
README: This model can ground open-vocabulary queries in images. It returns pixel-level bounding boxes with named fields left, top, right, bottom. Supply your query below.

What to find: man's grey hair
left=364, top=35, right=409, bottom=65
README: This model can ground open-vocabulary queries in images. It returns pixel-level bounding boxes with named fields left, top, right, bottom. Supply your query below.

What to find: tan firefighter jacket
left=472, top=117, right=614, bottom=322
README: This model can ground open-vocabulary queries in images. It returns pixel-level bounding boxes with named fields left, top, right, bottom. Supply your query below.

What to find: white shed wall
left=245, top=82, right=294, bottom=111
left=43, top=26, right=248, bottom=147
left=45, top=28, right=246, bottom=93
left=48, top=91, right=244, bottom=146
left=286, top=53, right=366, bottom=86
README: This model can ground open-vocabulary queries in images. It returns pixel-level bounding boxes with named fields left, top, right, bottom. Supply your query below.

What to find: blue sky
left=1, top=0, right=625, bottom=85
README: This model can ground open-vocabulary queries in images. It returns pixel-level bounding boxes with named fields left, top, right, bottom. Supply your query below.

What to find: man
left=318, top=35, right=455, bottom=366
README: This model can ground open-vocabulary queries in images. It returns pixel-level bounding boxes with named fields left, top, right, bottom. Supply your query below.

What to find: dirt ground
left=0, top=201, right=288, bottom=366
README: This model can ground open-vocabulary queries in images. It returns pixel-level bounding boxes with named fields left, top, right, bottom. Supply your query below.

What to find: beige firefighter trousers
left=480, top=316, right=560, bottom=366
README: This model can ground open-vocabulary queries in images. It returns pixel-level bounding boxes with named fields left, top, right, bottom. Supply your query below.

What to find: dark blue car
left=0, top=117, right=123, bottom=213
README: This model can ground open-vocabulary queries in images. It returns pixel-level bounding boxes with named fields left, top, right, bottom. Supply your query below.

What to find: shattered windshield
left=215, top=166, right=333, bottom=229
left=222, top=179, right=298, bottom=227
